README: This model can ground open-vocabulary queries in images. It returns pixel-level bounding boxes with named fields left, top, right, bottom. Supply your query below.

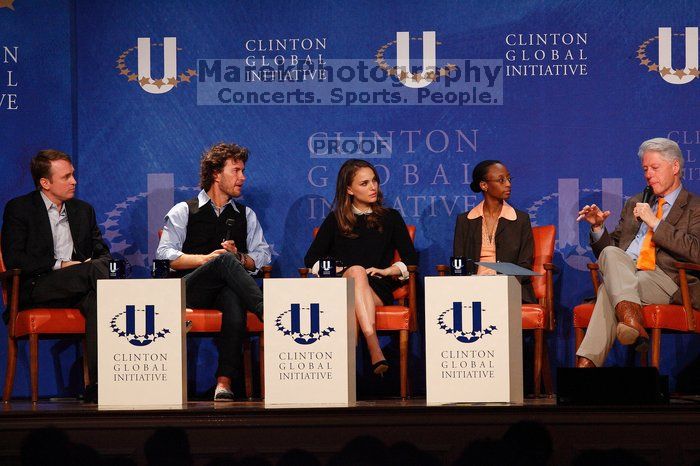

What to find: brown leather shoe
left=576, top=356, right=596, bottom=368
left=614, top=300, right=649, bottom=350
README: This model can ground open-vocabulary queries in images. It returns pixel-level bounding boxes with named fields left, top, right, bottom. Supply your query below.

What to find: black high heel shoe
left=372, top=360, right=389, bottom=376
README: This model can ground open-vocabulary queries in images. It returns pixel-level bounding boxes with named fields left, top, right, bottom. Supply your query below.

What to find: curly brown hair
left=199, top=143, right=249, bottom=191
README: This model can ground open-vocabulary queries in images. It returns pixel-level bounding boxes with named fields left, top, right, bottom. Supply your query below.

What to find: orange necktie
left=636, top=197, right=666, bottom=270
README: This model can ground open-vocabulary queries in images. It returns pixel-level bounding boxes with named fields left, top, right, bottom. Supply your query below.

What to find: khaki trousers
left=576, top=246, right=678, bottom=367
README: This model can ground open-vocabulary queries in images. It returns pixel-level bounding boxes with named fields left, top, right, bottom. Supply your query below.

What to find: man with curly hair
left=157, top=143, right=271, bottom=401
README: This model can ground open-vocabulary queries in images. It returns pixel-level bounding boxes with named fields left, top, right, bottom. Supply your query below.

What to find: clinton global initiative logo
left=275, top=303, right=335, bottom=345
left=529, top=178, right=631, bottom=272
left=636, top=27, right=699, bottom=85
left=111, top=305, right=170, bottom=347
left=376, top=31, right=457, bottom=89
left=116, top=37, right=197, bottom=94
left=438, top=301, right=497, bottom=343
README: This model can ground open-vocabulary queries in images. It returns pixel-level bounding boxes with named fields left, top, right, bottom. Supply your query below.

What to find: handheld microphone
left=637, top=185, right=654, bottom=222
left=224, top=218, right=235, bottom=242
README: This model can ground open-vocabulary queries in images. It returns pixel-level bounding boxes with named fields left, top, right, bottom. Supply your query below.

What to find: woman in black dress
left=305, top=159, right=418, bottom=374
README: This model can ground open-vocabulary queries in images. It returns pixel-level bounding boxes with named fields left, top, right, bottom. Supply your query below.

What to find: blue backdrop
left=1, top=0, right=698, bottom=398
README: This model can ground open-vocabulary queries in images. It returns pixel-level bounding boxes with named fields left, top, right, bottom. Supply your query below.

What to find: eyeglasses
left=483, top=176, right=512, bottom=184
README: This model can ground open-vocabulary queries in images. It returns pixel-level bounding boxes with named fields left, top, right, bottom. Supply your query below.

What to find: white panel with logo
left=264, top=278, right=356, bottom=407
left=97, top=279, right=186, bottom=407
left=425, top=276, right=523, bottom=404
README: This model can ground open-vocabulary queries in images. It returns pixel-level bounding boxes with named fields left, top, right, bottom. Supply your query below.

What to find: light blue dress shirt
left=41, top=191, right=74, bottom=270
left=156, top=190, right=272, bottom=273
left=591, top=185, right=682, bottom=260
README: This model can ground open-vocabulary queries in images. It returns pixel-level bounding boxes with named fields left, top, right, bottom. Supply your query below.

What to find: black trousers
left=20, top=258, right=109, bottom=384
left=184, top=253, right=263, bottom=381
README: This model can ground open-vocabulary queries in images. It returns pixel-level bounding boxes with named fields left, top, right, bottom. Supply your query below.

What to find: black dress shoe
left=83, top=384, right=98, bottom=404
left=372, top=360, right=389, bottom=376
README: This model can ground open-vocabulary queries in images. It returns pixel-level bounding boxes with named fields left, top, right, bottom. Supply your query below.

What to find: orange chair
left=300, top=226, right=418, bottom=399
left=437, top=225, right=557, bottom=397
left=574, top=261, right=699, bottom=368
left=0, top=236, right=89, bottom=403
left=186, top=266, right=270, bottom=399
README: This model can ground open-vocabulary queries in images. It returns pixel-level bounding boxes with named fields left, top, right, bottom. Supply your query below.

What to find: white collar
left=351, top=204, right=372, bottom=215
left=197, top=189, right=240, bottom=213
left=40, top=191, right=64, bottom=213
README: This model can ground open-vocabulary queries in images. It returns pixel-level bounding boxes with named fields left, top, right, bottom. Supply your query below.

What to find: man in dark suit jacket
left=1, top=149, right=110, bottom=397
left=576, top=138, right=700, bottom=367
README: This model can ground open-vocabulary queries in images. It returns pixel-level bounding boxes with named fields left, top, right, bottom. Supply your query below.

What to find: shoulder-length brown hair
left=333, top=159, right=388, bottom=237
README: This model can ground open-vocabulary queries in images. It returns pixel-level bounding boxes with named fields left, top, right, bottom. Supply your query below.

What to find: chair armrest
left=674, top=262, right=699, bottom=331
left=435, top=264, right=449, bottom=277
left=0, top=269, right=20, bottom=280
left=541, top=263, right=556, bottom=330
left=673, top=261, right=700, bottom=272
left=407, top=265, right=418, bottom=331
left=298, top=268, right=310, bottom=278
left=261, top=265, right=272, bottom=279
left=586, top=262, right=600, bottom=294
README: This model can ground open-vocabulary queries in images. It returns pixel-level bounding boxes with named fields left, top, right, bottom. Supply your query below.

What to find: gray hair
left=637, top=137, right=684, bottom=173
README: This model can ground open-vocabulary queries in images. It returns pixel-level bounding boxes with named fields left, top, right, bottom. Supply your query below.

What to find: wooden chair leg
left=574, top=327, right=584, bottom=366
left=399, top=330, right=408, bottom=400
left=533, top=329, right=543, bottom=397
left=3, top=337, right=18, bottom=402
left=542, top=341, right=553, bottom=396
left=29, top=334, right=39, bottom=403
left=82, top=338, right=90, bottom=388
left=651, top=328, right=662, bottom=368
left=639, top=349, right=648, bottom=367
left=259, top=334, right=265, bottom=400
left=243, top=338, right=253, bottom=400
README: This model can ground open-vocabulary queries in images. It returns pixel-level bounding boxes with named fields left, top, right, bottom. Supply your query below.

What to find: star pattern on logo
left=110, top=309, right=171, bottom=347
left=635, top=33, right=699, bottom=79
left=374, top=37, right=454, bottom=84
left=115, top=43, right=196, bottom=88
left=274, top=309, right=335, bottom=344
left=100, top=191, right=154, bottom=267
left=0, top=0, right=15, bottom=11
left=437, top=310, right=497, bottom=343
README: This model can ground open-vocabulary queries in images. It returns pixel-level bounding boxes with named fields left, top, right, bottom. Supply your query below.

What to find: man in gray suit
left=575, top=137, right=700, bottom=367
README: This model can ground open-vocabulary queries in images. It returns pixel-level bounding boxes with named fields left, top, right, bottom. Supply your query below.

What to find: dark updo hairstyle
left=469, top=160, right=502, bottom=193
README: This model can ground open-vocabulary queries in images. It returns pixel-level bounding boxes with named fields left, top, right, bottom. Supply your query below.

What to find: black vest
left=179, top=197, right=248, bottom=273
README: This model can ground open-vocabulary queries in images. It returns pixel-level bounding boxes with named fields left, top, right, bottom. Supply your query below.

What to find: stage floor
left=1, top=397, right=699, bottom=465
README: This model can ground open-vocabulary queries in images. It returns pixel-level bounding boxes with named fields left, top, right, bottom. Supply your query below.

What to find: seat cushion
left=521, top=304, right=545, bottom=329
left=642, top=304, right=700, bottom=332
left=14, top=308, right=85, bottom=337
left=186, top=308, right=263, bottom=333
left=573, top=303, right=594, bottom=328
left=376, top=305, right=409, bottom=330
left=246, top=311, right=263, bottom=332
left=186, top=308, right=222, bottom=333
